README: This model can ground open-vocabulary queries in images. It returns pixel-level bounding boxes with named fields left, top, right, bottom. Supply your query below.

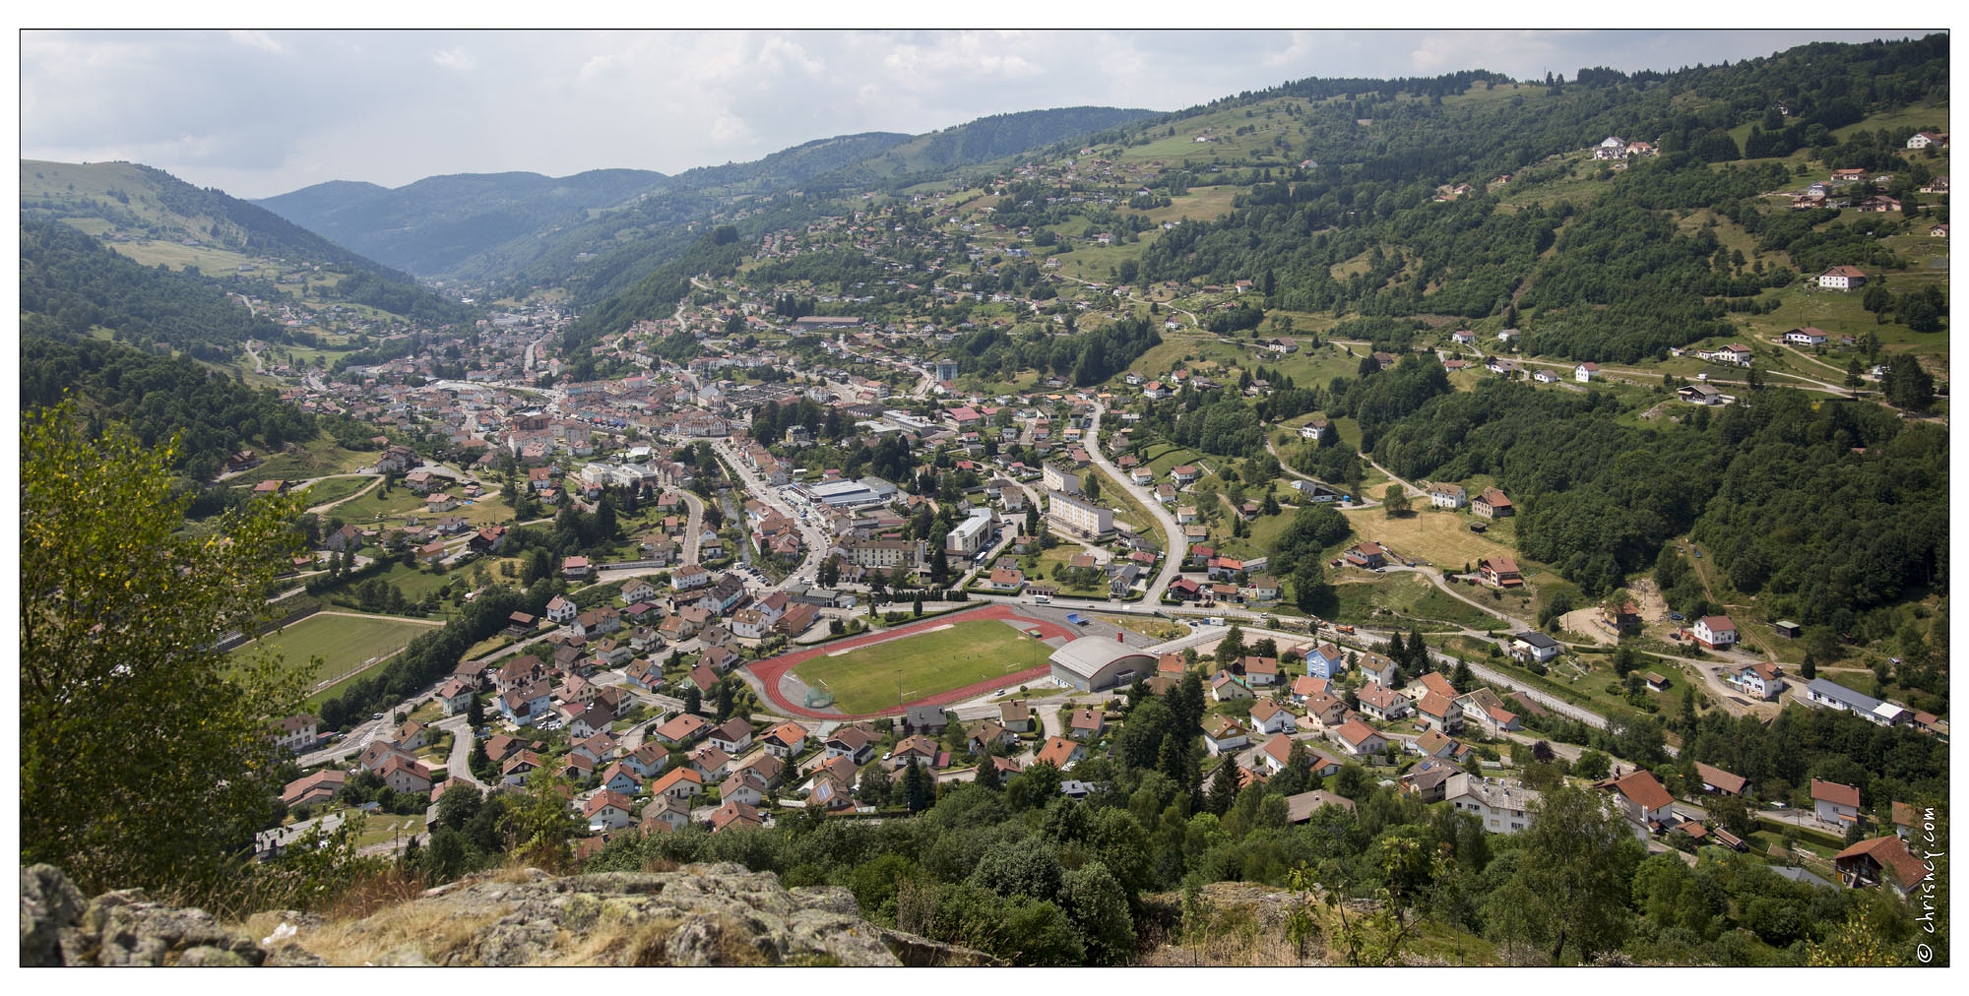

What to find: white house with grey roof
left=1802, top=678, right=1908, bottom=726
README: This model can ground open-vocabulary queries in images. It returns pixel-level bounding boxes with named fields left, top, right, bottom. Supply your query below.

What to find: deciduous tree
left=21, top=405, right=315, bottom=899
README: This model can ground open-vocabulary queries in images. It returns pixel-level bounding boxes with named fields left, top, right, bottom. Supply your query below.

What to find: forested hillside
left=20, top=219, right=286, bottom=358
left=1128, top=35, right=1948, bottom=361
left=19, top=337, right=318, bottom=480
left=23, top=160, right=473, bottom=327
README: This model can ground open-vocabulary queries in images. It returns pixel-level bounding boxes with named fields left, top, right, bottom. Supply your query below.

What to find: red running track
left=744, top=604, right=1079, bottom=721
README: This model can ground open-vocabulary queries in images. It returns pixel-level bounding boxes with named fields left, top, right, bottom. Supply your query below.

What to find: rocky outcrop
left=20, top=864, right=266, bottom=966
left=22, top=862, right=993, bottom=967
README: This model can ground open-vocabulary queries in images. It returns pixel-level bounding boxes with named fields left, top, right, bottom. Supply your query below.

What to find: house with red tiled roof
left=582, top=790, right=638, bottom=831
left=1473, top=488, right=1514, bottom=519
left=1248, top=700, right=1296, bottom=735
left=1835, top=835, right=1928, bottom=897
left=708, top=799, right=765, bottom=834
left=1691, top=615, right=1737, bottom=650
left=1693, top=762, right=1748, bottom=797
left=1068, top=707, right=1107, bottom=740
left=1478, top=555, right=1523, bottom=588
left=1290, top=674, right=1330, bottom=704
left=1818, top=265, right=1869, bottom=291
left=652, top=712, right=710, bottom=747
left=1328, top=718, right=1388, bottom=757
left=1414, top=692, right=1463, bottom=734
left=650, top=766, right=705, bottom=802
left=1203, top=716, right=1250, bottom=756
left=1813, top=778, right=1862, bottom=826
left=1603, top=770, right=1675, bottom=836
left=762, top=721, right=810, bottom=759
left=1035, top=735, right=1086, bottom=770
left=1356, top=681, right=1412, bottom=722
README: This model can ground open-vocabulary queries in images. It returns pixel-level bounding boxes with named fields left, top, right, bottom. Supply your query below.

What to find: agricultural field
left=1327, top=572, right=1514, bottom=631
left=235, top=611, right=438, bottom=691
left=1339, top=506, right=1521, bottom=573
left=789, top=619, right=1058, bottom=715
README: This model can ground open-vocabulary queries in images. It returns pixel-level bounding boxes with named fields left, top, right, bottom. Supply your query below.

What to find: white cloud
left=228, top=30, right=285, bottom=54
left=431, top=47, right=477, bottom=72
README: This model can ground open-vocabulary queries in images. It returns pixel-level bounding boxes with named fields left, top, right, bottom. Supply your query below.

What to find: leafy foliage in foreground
left=19, top=405, right=315, bottom=900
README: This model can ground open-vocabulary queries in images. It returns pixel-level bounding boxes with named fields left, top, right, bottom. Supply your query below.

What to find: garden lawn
left=790, top=619, right=1059, bottom=714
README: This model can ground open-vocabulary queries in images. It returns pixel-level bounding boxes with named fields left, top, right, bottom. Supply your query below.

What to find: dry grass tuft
left=546, top=917, right=685, bottom=966
left=294, top=897, right=510, bottom=966
left=322, top=864, right=430, bottom=922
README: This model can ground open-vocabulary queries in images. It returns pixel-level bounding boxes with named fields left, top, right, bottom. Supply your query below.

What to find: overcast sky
left=18, top=24, right=1930, bottom=200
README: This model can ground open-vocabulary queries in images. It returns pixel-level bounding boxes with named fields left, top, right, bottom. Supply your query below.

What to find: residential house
left=1035, top=735, right=1086, bottom=770
left=762, top=721, right=810, bottom=759
left=1604, top=771, right=1676, bottom=836
left=1240, top=656, right=1281, bottom=687
left=1328, top=718, right=1389, bottom=757
left=1813, top=779, right=1863, bottom=827
left=1284, top=790, right=1357, bottom=824
left=1209, top=670, right=1254, bottom=702
left=650, top=766, right=705, bottom=802
left=1360, top=652, right=1399, bottom=687
left=1414, top=692, right=1463, bottom=734
left=651, top=713, right=710, bottom=747
left=1729, top=662, right=1786, bottom=701
left=1691, top=615, right=1737, bottom=650
left=1344, top=542, right=1387, bottom=569
left=1248, top=700, right=1297, bottom=735
left=282, top=769, right=348, bottom=809
left=1302, top=691, right=1349, bottom=727
left=708, top=800, right=766, bottom=834
left=377, top=755, right=434, bottom=795
left=823, top=724, right=878, bottom=763
left=999, top=700, right=1034, bottom=733
left=708, top=718, right=755, bottom=756
left=1509, top=631, right=1561, bottom=664
left=583, top=790, right=638, bottom=831
left=1203, top=716, right=1251, bottom=756
left=1356, top=681, right=1412, bottom=722
left=274, top=714, right=319, bottom=753
left=1069, top=707, right=1108, bottom=740
left=1455, top=687, right=1522, bottom=736
left=1818, top=265, right=1869, bottom=291
left=1478, top=555, right=1523, bottom=588
left=1802, top=678, right=1909, bottom=726
left=436, top=678, right=476, bottom=716
left=1834, top=835, right=1928, bottom=898
left=1444, top=773, right=1541, bottom=834
left=1427, top=483, right=1468, bottom=509
left=1473, top=487, right=1514, bottom=519
left=639, top=795, right=692, bottom=834
left=1693, top=762, right=1749, bottom=797
left=1304, top=642, right=1348, bottom=679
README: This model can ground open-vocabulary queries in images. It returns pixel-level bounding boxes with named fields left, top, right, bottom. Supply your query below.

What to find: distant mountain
left=21, top=159, right=470, bottom=326
left=253, top=168, right=666, bottom=276
left=866, top=106, right=1158, bottom=173
left=249, top=105, right=1161, bottom=297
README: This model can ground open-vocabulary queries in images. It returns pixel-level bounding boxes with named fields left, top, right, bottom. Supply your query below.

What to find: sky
left=15, top=20, right=1939, bottom=200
